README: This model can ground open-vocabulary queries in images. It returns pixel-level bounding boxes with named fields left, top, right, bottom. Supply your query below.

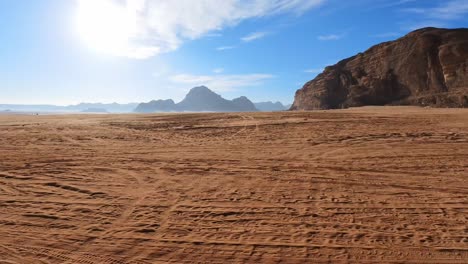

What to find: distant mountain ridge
left=254, top=101, right=287, bottom=111
left=66, top=103, right=138, bottom=113
left=1, top=87, right=286, bottom=113
left=135, top=86, right=258, bottom=113
left=81, top=108, right=108, bottom=113
left=0, top=102, right=138, bottom=113
left=134, top=99, right=176, bottom=113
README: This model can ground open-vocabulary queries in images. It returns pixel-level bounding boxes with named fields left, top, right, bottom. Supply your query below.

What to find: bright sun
left=75, top=0, right=137, bottom=56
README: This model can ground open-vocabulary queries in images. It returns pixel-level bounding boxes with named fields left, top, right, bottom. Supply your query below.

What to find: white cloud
left=317, top=34, right=343, bottom=41
left=169, top=73, right=274, bottom=92
left=404, top=21, right=448, bottom=31
left=402, top=7, right=425, bottom=14
left=371, top=32, right=400, bottom=38
left=213, top=68, right=224, bottom=74
left=76, top=0, right=324, bottom=59
left=304, top=68, right=324, bottom=73
left=403, top=0, right=468, bottom=20
left=216, top=46, right=236, bottom=51
left=206, top=33, right=223, bottom=37
left=370, top=0, right=417, bottom=9
left=401, top=0, right=468, bottom=30
left=242, top=31, right=269, bottom=42
left=431, top=0, right=468, bottom=19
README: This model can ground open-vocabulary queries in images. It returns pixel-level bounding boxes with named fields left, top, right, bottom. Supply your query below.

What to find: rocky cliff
left=291, top=27, right=468, bottom=110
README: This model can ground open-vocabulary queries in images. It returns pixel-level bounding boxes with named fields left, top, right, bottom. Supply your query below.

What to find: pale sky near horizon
left=1, top=0, right=467, bottom=105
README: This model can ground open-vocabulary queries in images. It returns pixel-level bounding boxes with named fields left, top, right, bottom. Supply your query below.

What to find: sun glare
left=75, top=0, right=137, bottom=56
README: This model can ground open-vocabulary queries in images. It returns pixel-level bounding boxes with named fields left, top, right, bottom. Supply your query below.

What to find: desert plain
left=0, top=107, right=467, bottom=263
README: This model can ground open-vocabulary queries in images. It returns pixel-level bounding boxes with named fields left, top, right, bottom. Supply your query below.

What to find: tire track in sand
left=62, top=169, right=152, bottom=264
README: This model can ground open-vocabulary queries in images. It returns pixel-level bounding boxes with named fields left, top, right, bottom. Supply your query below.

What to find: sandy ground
left=0, top=107, right=467, bottom=263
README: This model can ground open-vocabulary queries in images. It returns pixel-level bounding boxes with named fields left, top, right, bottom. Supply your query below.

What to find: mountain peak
left=135, top=86, right=258, bottom=112
left=232, top=96, right=249, bottom=101
left=187, top=86, right=214, bottom=94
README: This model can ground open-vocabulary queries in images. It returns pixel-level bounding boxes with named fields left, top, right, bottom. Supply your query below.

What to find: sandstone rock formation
left=291, top=27, right=468, bottom=110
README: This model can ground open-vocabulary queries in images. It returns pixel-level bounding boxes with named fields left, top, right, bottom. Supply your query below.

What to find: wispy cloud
left=213, top=68, right=224, bottom=74
left=404, top=21, right=448, bottom=31
left=400, top=0, right=468, bottom=30
left=401, top=7, right=425, bottom=14
left=169, top=73, right=274, bottom=92
left=369, top=0, right=417, bottom=10
left=304, top=68, right=324, bottom=73
left=216, top=46, right=236, bottom=51
left=371, top=32, right=401, bottom=38
left=241, top=31, right=269, bottom=42
left=317, top=34, right=344, bottom=41
left=403, top=0, right=468, bottom=20
left=206, top=33, right=223, bottom=38
left=75, top=0, right=324, bottom=59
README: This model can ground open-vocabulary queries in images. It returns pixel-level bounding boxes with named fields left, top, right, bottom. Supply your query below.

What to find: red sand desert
left=0, top=107, right=467, bottom=263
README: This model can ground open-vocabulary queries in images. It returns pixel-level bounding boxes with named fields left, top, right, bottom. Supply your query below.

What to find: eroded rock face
left=291, top=27, right=468, bottom=110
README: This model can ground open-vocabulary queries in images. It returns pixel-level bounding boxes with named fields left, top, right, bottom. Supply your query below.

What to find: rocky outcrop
left=134, top=86, right=258, bottom=113
left=291, top=27, right=468, bottom=110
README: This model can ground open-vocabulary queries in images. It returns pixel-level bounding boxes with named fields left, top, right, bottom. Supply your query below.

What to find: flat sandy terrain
left=0, top=107, right=467, bottom=263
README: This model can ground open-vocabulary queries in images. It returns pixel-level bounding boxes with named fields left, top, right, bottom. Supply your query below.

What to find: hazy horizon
left=1, top=0, right=467, bottom=105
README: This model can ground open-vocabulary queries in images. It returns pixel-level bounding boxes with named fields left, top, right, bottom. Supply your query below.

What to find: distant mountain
left=254, top=101, right=287, bottom=111
left=65, top=103, right=138, bottom=113
left=0, top=104, right=65, bottom=112
left=135, top=86, right=258, bottom=113
left=0, top=102, right=138, bottom=113
left=2, top=87, right=285, bottom=114
left=231, top=96, right=257, bottom=111
left=134, top=99, right=176, bottom=113
left=81, top=108, right=108, bottom=113
left=176, top=86, right=226, bottom=111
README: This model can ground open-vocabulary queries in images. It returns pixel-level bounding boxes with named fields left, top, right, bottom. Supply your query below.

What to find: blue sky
left=0, top=0, right=467, bottom=105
